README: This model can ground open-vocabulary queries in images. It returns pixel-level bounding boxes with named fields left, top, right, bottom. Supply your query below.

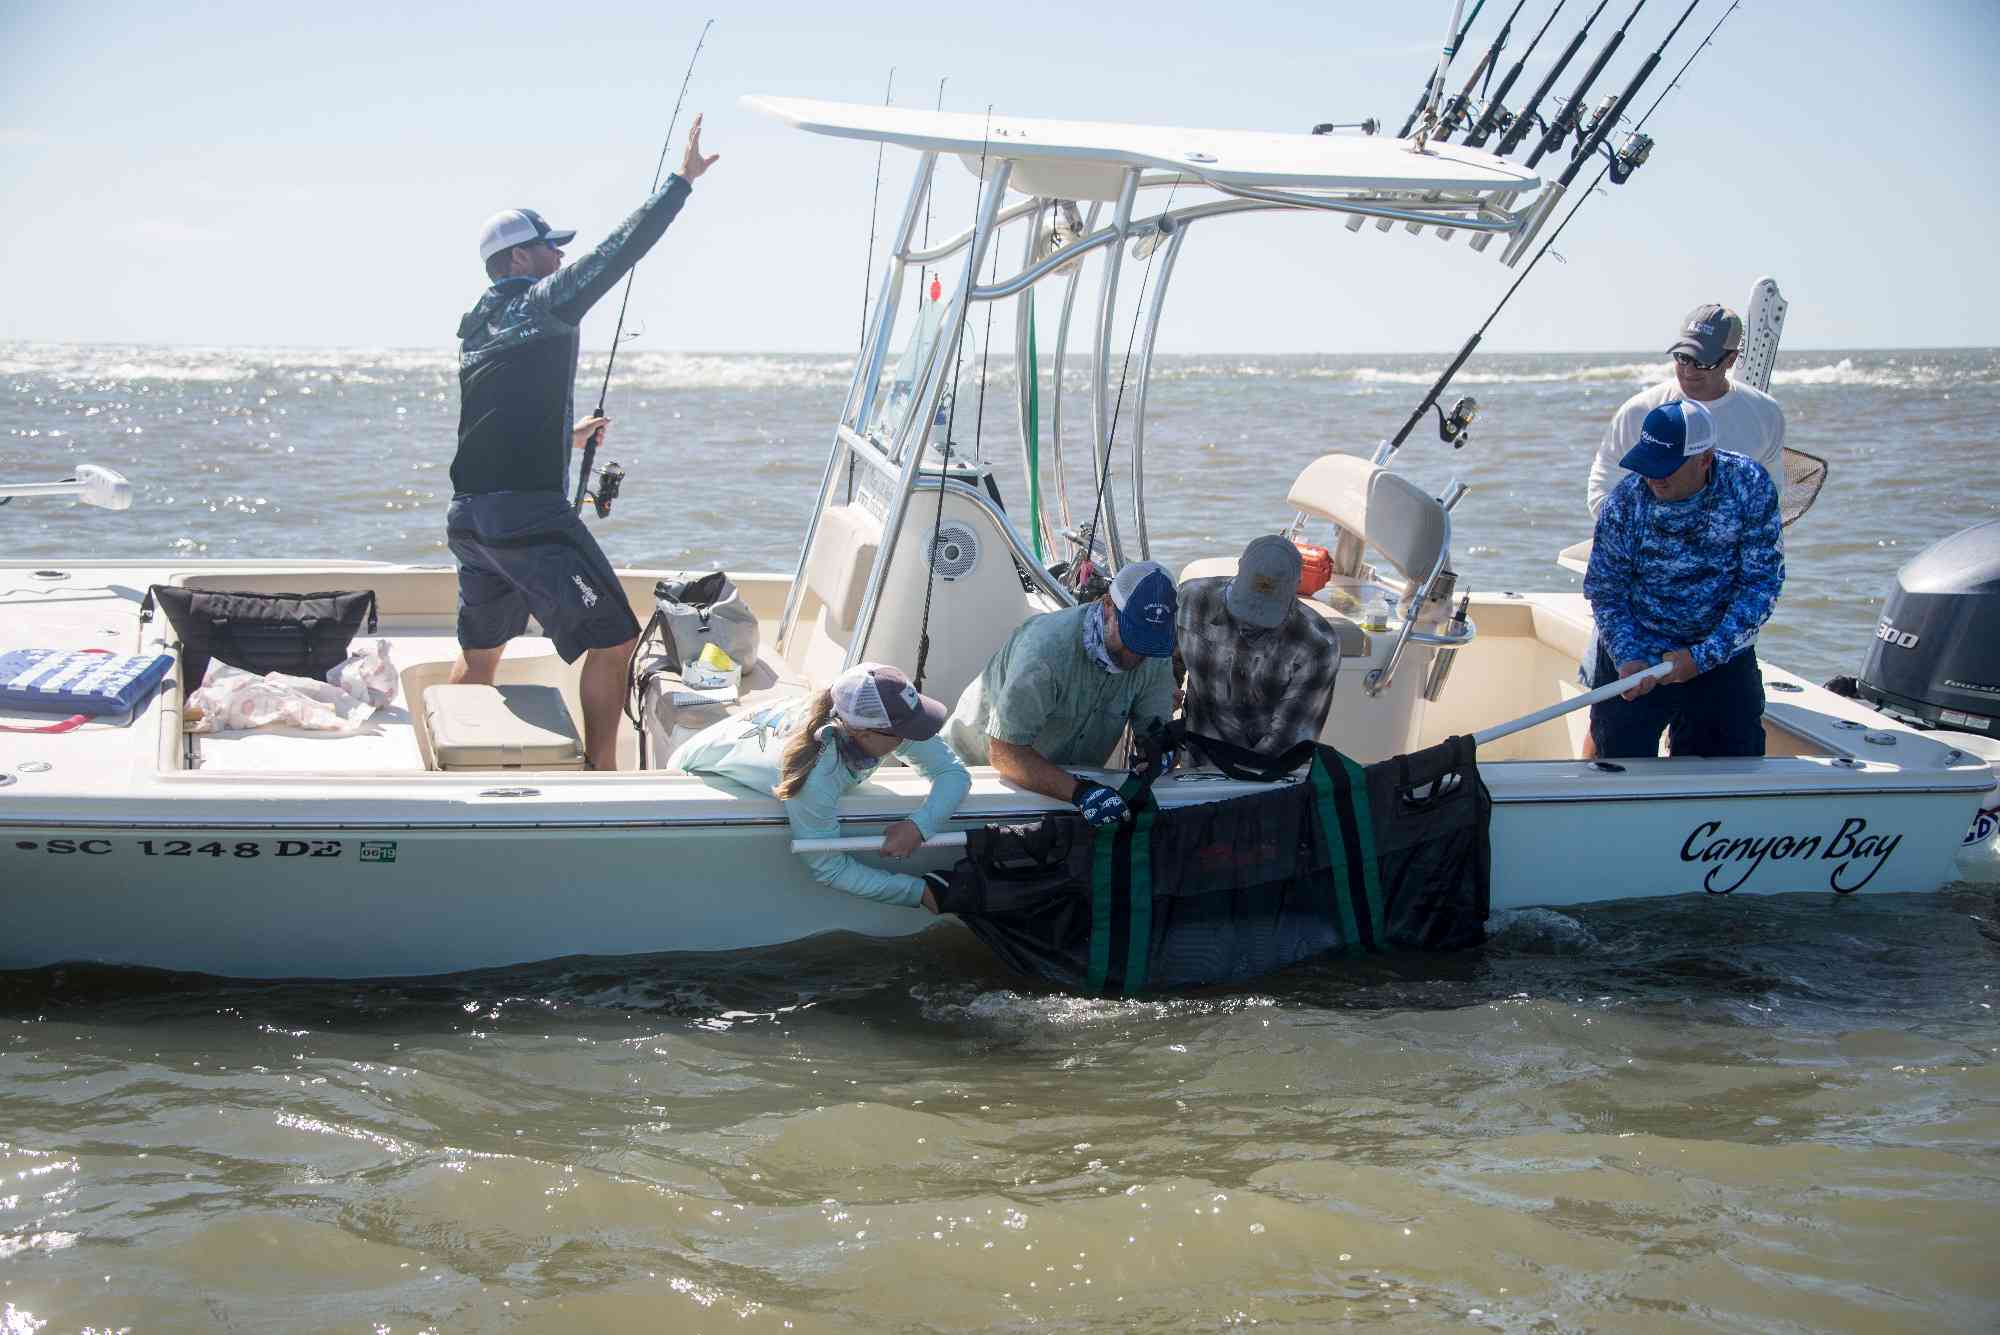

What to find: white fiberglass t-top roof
left=745, top=95, right=1540, bottom=201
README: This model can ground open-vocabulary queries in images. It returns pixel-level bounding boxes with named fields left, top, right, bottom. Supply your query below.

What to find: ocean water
left=3, top=343, right=1999, bottom=1331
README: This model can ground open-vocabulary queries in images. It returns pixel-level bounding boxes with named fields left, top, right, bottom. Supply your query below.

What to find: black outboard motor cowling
left=1857, top=519, right=2000, bottom=736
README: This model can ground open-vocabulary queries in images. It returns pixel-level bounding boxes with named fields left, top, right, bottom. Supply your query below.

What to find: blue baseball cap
left=1619, top=399, right=1718, bottom=480
left=1109, top=561, right=1177, bottom=658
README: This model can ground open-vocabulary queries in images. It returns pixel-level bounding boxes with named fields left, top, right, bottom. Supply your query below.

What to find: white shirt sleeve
left=1710, top=383, right=1787, bottom=494
left=1588, top=386, right=1663, bottom=519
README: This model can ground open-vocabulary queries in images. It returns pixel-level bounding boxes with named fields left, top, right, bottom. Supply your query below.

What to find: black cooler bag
left=935, top=736, right=1491, bottom=995
left=142, top=586, right=378, bottom=688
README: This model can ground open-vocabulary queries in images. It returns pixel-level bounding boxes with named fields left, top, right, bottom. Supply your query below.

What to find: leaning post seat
left=1285, top=453, right=1447, bottom=588
left=423, top=684, right=585, bottom=771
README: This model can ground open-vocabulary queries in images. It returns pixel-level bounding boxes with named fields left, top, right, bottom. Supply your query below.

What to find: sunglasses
left=1672, top=349, right=1735, bottom=371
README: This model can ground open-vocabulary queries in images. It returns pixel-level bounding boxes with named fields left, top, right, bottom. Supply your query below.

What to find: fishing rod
left=572, top=18, right=713, bottom=517
left=1492, top=0, right=1608, bottom=156
left=1557, top=0, right=1702, bottom=184
left=1462, top=0, right=1569, bottom=148
left=1435, top=0, right=1532, bottom=143
left=857, top=68, right=894, bottom=355
left=1524, top=0, right=1646, bottom=169
left=1379, top=0, right=1730, bottom=461
left=914, top=103, right=994, bottom=693
left=1397, top=0, right=1488, bottom=139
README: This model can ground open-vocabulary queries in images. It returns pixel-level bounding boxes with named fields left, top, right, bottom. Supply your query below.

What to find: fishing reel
left=1036, top=200, right=1088, bottom=274
left=1435, top=396, right=1479, bottom=449
left=585, top=461, right=625, bottom=519
left=1607, top=131, right=1655, bottom=185
left=1130, top=214, right=1175, bottom=261
left=1572, top=92, right=1623, bottom=160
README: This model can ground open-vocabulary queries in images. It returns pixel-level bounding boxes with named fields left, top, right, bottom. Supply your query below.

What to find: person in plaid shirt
left=1176, top=536, right=1343, bottom=762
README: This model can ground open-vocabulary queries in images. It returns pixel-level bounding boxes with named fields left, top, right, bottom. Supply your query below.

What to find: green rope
left=1025, top=291, right=1043, bottom=561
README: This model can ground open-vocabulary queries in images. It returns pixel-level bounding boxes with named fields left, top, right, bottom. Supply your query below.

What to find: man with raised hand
left=1587, top=303, right=1786, bottom=519
left=945, top=561, right=1179, bottom=828
left=446, top=117, right=719, bottom=771
left=1584, top=399, right=1785, bottom=759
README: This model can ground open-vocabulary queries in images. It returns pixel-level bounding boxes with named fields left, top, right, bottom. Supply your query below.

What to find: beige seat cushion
left=802, top=504, right=881, bottom=636
left=425, top=684, right=584, bottom=770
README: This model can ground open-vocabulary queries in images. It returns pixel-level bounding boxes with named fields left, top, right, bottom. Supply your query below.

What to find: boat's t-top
left=748, top=95, right=1547, bottom=701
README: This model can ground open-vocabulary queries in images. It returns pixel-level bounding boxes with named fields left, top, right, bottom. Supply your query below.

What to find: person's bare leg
left=580, top=636, right=639, bottom=771
left=451, top=645, right=505, bottom=686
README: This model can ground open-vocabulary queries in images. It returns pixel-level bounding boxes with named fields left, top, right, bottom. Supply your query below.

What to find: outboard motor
left=1855, top=519, right=2000, bottom=736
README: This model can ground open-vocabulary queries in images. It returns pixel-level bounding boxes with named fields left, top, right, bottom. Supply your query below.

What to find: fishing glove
left=1071, top=778, right=1130, bottom=828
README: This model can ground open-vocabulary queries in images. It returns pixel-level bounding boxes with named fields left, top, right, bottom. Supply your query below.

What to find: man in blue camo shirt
left=1584, top=397, right=1785, bottom=759
left=447, top=117, right=718, bottom=771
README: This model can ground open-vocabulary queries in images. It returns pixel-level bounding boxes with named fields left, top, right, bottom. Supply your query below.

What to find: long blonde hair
left=774, top=689, right=838, bottom=800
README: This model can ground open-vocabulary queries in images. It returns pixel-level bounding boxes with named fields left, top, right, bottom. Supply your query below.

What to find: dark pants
left=1589, top=644, right=1767, bottom=759
left=446, top=491, right=641, bottom=664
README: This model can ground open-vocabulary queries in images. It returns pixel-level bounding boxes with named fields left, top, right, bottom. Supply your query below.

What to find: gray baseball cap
left=1668, top=303, right=1743, bottom=364
left=1225, top=535, right=1302, bottom=630
left=830, top=662, right=947, bottom=741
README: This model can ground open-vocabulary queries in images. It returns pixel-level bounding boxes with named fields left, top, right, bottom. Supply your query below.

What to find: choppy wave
left=1770, top=357, right=1947, bottom=388
left=1327, top=361, right=1666, bottom=387
left=5, top=342, right=1992, bottom=392
left=593, top=351, right=852, bottom=392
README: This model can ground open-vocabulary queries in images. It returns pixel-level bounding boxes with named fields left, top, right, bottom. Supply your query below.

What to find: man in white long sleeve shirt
left=1587, top=304, right=1786, bottom=519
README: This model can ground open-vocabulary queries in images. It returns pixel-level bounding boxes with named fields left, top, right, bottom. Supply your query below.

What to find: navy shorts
left=1588, top=643, right=1767, bottom=759
left=446, top=491, right=641, bottom=664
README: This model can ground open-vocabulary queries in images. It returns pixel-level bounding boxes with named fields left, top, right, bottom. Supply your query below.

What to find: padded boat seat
left=636, top=653, right=811, bottom=770
left=424, top=684, right=584, bottom=771
left=1177, top=557, right=1372, bottom=658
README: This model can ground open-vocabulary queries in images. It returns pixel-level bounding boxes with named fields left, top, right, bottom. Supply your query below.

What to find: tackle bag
left=648, top=571, right=760, bottom=673
left=141, top=586, right=378, bottom=689
left=934, top=735, right=1491, bottom=995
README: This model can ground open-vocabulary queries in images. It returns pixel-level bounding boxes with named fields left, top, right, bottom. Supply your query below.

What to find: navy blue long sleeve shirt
left=451, top=175, right=693, bottom=496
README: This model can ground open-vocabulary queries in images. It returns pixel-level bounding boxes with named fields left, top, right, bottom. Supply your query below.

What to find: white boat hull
left=2, top=561, right=1993, bottom=978
left=4, top=776, right=1989, bottom=978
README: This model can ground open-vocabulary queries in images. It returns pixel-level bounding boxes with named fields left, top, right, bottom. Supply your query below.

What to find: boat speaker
left=929, top=523, right=981, bottom=583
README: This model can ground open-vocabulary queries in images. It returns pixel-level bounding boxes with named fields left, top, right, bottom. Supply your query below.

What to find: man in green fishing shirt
left=945, top=561, right=1178, bottom=827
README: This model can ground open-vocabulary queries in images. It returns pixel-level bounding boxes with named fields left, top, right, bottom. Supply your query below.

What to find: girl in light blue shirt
left=670, top=663, right=969, bottom=910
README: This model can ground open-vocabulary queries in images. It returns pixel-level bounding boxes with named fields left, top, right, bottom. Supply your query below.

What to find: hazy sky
left=2, top=0, right=1995, bottom=354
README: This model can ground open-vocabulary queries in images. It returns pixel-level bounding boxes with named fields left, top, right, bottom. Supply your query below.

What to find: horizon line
left=3, top=337, right=1996, bottom=358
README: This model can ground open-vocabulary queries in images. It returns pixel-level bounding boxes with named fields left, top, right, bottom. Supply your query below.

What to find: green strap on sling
left=1087, top=815, right=1117, bottom=993
left=1307, top=750, right=1385, bottom=948
left=1122, top=792, right=1156, bottom=993
left=1086, top=749, right=1383, bottom=994
left=1086, top=776, right=1156, bottom=996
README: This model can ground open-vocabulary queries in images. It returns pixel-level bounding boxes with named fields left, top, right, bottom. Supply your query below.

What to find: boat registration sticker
left=359, top=841, right=399, bottom=863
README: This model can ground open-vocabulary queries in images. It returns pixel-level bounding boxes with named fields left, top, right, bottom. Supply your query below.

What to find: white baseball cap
left=477, top=208, right=576, bottom=264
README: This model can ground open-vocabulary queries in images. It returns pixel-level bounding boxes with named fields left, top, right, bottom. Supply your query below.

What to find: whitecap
left=1484, top=907, right=1602, bottom=955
